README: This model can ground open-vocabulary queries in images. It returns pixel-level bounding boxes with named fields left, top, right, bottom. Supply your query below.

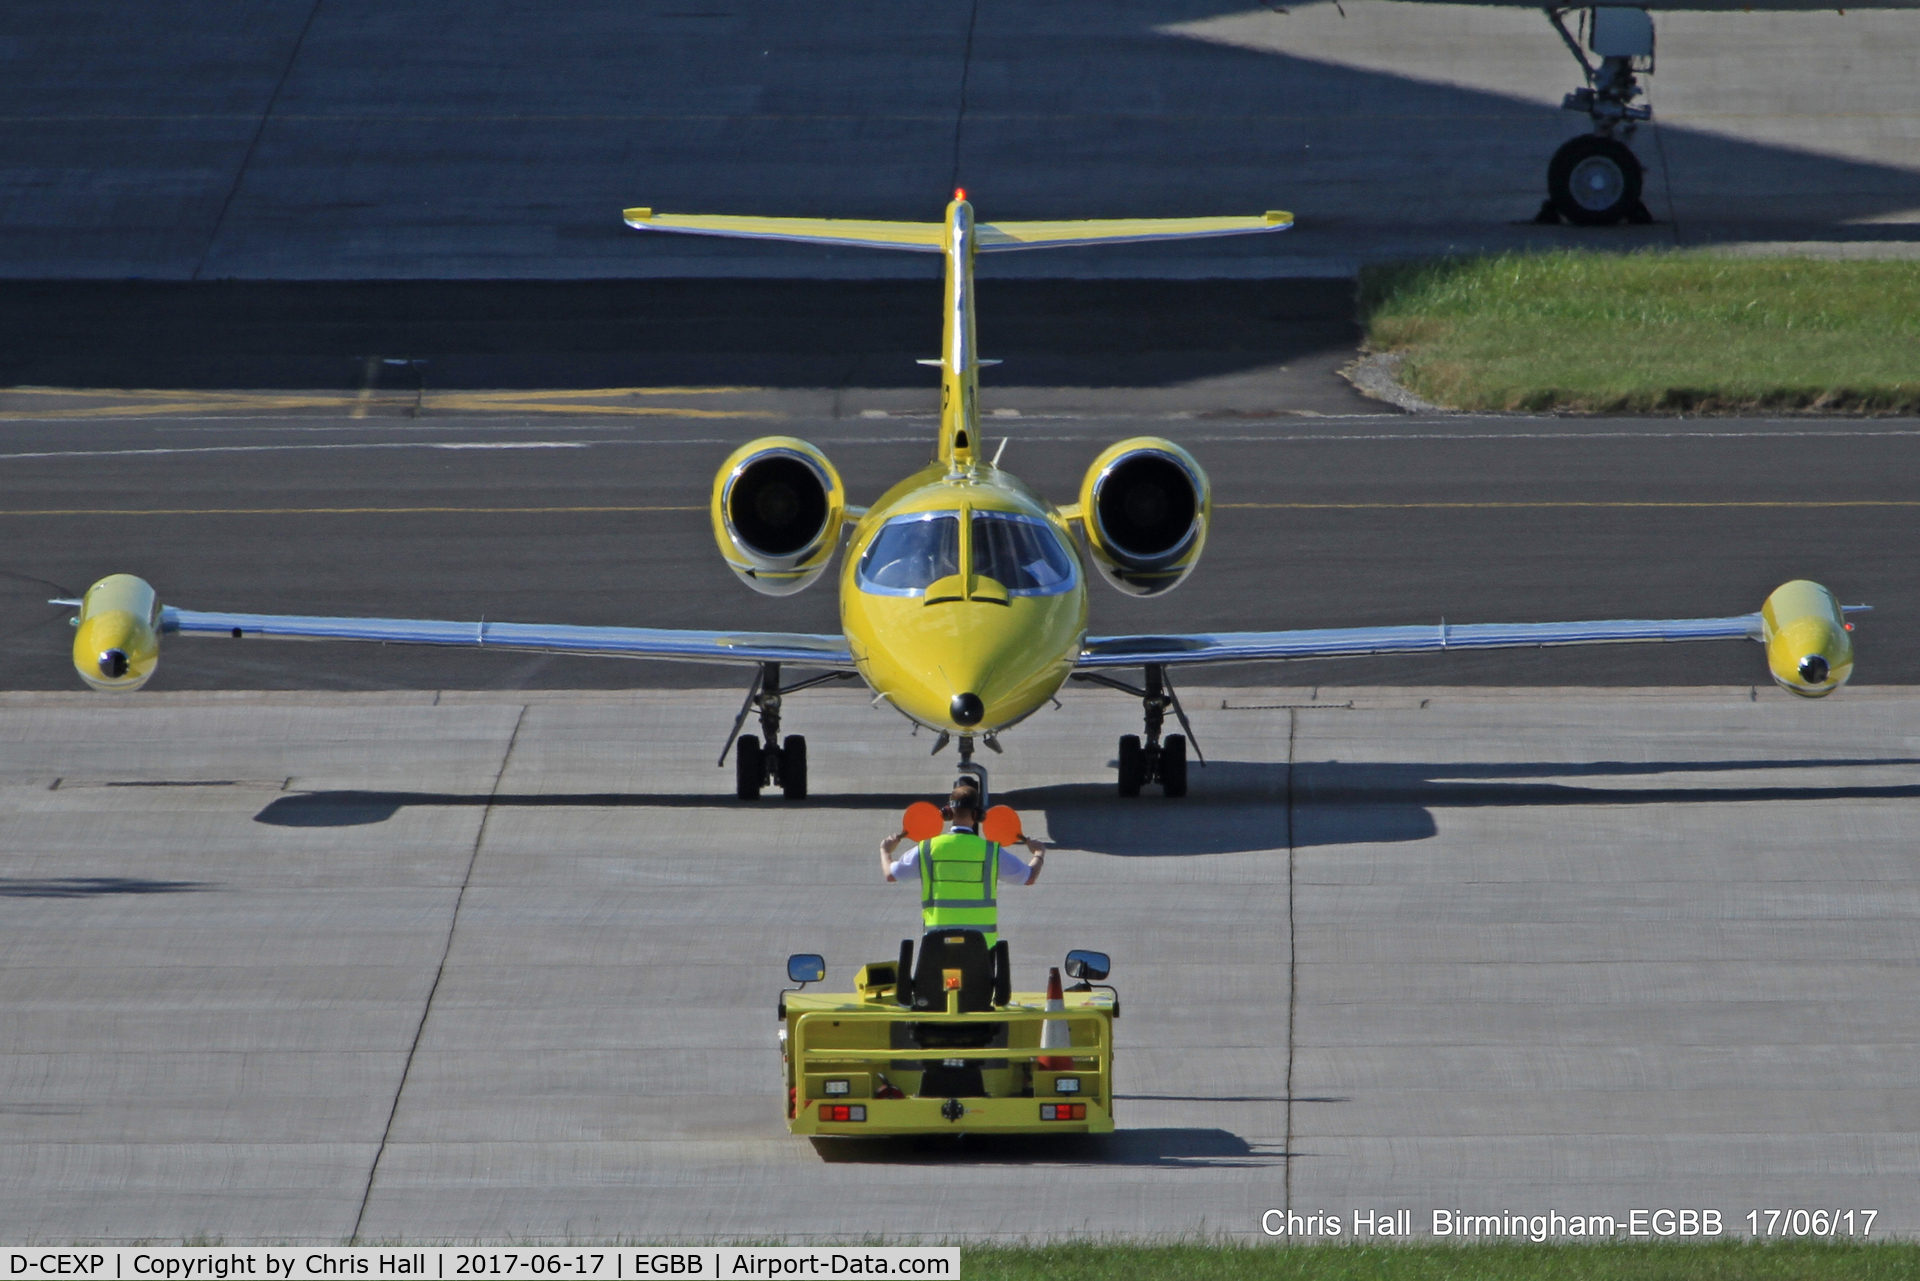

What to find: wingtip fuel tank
left=1761, top=580, right=1853, bottom=698
left=71, top=574, right=162, bottom=692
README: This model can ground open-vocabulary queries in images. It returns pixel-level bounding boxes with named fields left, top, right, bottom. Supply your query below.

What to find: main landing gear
left=1070, top=664, right=1204, bottom=799
left=1535, top=6, right=1656, bottom=227
left=722, top=662, right=856, bottom=800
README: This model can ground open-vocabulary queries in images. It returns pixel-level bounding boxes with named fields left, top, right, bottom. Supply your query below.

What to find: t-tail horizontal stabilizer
left=622, top=207, right=1294, bottom=252
left=625, top=194, right=1292, bottom=470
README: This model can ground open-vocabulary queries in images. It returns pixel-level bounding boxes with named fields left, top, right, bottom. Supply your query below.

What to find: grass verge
left=964, top=1239, right=1920, bottom=1281
left=1358, top=252, right=1920, bottom=413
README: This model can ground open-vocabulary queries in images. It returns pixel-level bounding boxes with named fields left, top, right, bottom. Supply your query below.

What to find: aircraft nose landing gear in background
left=1536, top=6, right=1657, bottom=226
left=1071, top=663, right=1203, bottom=798
left=722, top=661, right=856, bottom=800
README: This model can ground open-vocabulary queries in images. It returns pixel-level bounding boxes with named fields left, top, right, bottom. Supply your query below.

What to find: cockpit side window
left=970, top=512, right=1078, bottom=596
left=856, top=513, right=960, bottom=596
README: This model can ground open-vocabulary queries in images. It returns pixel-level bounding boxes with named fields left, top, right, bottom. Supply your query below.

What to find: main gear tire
left=780, top=734, right=808, bottom=800
left=1161, top=734, right=1189, bottom=798
left=1117, top=734, right=1145, bottom=798
left=1548, top=135, right=1644, bottom=227
left=734, top=734, right=763, bottom=800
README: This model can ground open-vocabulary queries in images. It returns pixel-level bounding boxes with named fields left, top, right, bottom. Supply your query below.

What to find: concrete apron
left=0, top=684, right=1913, bottom=1242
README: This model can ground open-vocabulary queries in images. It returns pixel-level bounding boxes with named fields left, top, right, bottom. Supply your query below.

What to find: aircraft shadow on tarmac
left=807, top=1126, right=1282, bottom=1168
left=253, top=756, right=1920, bottom=855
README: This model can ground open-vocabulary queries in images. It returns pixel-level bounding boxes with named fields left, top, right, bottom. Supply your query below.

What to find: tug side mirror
left=787, top=954, right=826, bottom=984
left=1064, top=950, right=1110, bottom=982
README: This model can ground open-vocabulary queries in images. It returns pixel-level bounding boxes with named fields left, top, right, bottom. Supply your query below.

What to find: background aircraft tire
left=1161, top=734, right=1188, bottom=798
left=1548, top=135, right=1643, bottom=226
left=735, top=734, right=763, bottom=800
left=780, top=734, right=808, bottom=800
left=1117, top=734, right=1144, bottom=797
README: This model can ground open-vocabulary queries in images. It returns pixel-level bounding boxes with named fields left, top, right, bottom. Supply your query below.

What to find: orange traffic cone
left=1038, top=966, right=1073, bottom=1070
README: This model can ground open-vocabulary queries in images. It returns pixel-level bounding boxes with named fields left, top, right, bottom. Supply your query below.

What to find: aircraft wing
left=1077, top=613, right=1762, bottom=668
left=157, top=606, right=855, bottom=667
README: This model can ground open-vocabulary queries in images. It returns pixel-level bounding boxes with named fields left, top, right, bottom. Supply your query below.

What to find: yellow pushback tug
left=780, top=935, right=1117, bottom=1137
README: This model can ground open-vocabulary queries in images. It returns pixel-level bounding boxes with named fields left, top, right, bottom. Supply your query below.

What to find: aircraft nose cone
left=950, top=692, right=985, bottom=726
left=98, top=649, right=129, bottom=679
left=1799, top=654, right=1831, bottom=684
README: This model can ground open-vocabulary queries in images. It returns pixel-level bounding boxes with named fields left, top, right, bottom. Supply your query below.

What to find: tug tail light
left=820, top=1104, right=867, bottom=1122
left=1040, top=1103, right=1087, bottom=1121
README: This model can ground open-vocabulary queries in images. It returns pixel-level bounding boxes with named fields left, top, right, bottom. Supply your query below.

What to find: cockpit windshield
left=970, top=512, right=1078, bottom=596
left=856, top=513, right=960, bottom=596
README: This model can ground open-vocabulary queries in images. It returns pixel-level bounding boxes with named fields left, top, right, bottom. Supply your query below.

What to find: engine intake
left=1077, top=438, right=1209, bottom=597
left=712, top=437, right=846, bottom=596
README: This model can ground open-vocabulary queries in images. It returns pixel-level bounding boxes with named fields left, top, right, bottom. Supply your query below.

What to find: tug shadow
left=809, top=1126, right=1281, bottom=1168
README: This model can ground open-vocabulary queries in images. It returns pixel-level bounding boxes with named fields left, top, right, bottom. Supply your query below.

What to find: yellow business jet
left=60, top=193, right=1861, bottom=800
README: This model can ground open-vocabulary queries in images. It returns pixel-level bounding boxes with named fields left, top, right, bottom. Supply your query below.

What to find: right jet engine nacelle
left=1077, top=438, right=1210, bottom=597
left=711, top=437, right=846, bottom=596
left=1761, top=579, right=1853, bottom=697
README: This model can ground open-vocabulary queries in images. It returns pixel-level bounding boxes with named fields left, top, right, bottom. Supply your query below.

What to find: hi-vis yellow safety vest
left=917, top=831, right=1001, bottom=946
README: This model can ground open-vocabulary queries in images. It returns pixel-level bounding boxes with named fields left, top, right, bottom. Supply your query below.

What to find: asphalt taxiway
left=1, top=684, right=1914, bottom=1242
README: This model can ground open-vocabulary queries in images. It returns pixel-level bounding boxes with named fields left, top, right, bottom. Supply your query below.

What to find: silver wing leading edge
left=160, top=607, right=854, bottom=668
left=1077, top=614, right=1762, bottom=668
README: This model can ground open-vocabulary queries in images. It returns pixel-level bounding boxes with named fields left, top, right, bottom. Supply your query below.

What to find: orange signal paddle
left=981, top=804, right=1022, bottom=845
left=901, top=801, right=944, bottom=842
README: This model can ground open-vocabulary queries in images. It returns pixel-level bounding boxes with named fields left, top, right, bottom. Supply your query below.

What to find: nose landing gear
left=1535, top=6, right=1657, bottom=227
left=1071, top=663, right=1203, bottom=798
left=721, top=662, right=856, bottom=800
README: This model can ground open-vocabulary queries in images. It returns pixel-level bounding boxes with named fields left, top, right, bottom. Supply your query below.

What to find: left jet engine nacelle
left=72, top=574, right=162, bottom=691
left=1077, top=438, right=1210, bottom=597
left=711, top=437, right=846, bottom=596
left=1762, top=579, right=1853, bottom=698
